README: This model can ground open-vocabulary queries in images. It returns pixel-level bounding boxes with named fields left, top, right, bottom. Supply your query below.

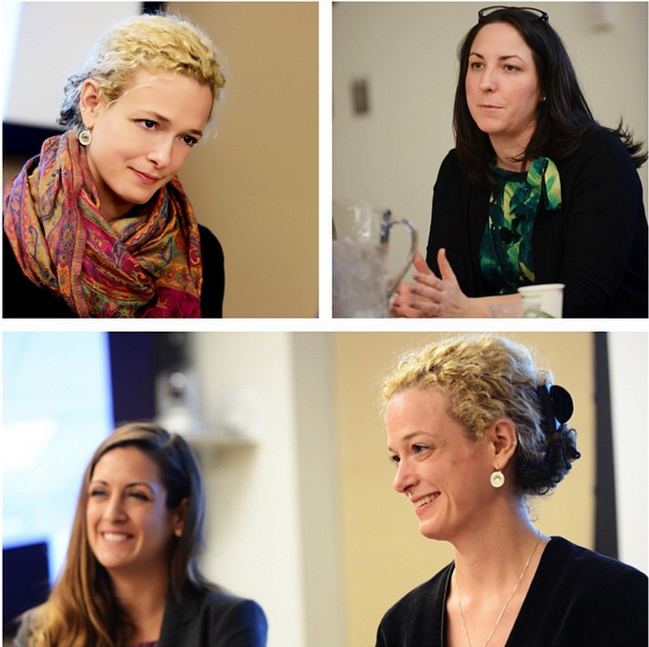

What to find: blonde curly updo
left=382, top=335, right=580, bottom=495
left=59, top=12, right=225, bottom=132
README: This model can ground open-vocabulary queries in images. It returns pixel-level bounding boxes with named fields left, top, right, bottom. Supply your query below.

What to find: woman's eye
left=137, top=119, right=157, bottom=130
left=128, top=491, right=149, bottom=501
left=412, top=444, right=434, bottom=458
left=182, top=135, right=199, bottom=147
left=389, top=454, right=400, bottom=465
left=89, top=489, right=106, bottom=497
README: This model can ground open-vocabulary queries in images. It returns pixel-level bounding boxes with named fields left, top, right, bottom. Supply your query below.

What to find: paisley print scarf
left=3, top=131, right=203, bottom=317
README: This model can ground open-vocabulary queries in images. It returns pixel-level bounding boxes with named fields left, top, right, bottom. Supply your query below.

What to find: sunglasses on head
left=478, top=6, right=549, bottom=23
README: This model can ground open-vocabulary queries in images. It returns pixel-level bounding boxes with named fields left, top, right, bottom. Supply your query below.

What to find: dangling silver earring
left=490, top=469, right=505, bottom=488
left=78, top=129, right=92, bottom=146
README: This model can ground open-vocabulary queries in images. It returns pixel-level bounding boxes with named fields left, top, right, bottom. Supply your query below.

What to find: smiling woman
left=3, top=13, right=226, bottom=318
left=377, top=335, right=647, bottom=647
left=14, top=423, right=268, bottom=647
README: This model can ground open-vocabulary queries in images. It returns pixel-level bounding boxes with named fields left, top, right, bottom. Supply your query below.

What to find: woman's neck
left=110, top=567, right=170, bottom=643
left=490, top=124, right=536, bottom=172
left=450, top=501, right=545, bottom=595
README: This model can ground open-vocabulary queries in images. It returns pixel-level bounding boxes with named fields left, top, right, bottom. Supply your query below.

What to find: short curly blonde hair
left=59, top=12, right=225, bottom=131
left=382, top=335, right=579, bottom=495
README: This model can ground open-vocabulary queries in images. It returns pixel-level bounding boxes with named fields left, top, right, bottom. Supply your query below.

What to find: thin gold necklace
left=454, top=529, right=542, bottom=647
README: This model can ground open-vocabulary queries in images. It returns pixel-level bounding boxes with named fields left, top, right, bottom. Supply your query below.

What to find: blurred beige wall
left=333, top=332, right=595, bottom=647
left=168, top=2, right=319, bottom=317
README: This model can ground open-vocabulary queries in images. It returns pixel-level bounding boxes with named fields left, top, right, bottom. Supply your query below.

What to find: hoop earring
left=490, top=469, right=505, bottom=488
left=78, top=129, right=92, bottom=146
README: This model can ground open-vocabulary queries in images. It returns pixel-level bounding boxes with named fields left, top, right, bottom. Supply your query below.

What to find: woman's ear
left=487, top=418, right=518, bottom=468
left=172, top=498, right=190, bottom=538
left=79, top=79, right=102, bottom=128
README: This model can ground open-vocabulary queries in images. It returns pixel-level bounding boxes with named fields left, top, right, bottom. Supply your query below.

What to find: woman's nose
left=393, top=459, right=417, bottom=494
left=479, top=68, right=496, bottom=92
left=147, top=137, right=174, bottom=168
left=104, top=494, right=127, bottom=522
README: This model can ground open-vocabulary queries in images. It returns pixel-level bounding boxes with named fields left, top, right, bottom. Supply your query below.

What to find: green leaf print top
left=480, top=157, right=562, bottom=294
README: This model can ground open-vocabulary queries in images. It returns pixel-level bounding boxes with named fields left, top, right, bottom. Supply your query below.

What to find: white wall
left=608, top=332, right=648, bottom=573
left=333, top=2, right=648, bottom=265
left=191, top=333, right=344, bottom=647
left=3, top=2, right=141, bottom=127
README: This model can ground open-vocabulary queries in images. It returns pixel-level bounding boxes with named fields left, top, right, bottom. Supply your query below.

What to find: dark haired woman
left=392, top=6, right=647, bottom=318
left=378, top=335, right=647, bottom=647
left=14, top=423, right=267, bottom=647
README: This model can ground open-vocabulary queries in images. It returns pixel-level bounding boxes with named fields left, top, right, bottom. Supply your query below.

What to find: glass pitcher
left=333, top=200, right=418, bottom=317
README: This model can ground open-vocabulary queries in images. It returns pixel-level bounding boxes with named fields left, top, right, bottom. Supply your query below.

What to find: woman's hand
left=410, top=248, right=475, bottom=317
left=391, top=281, right=426, bottom=317
left=392, top=249, right=496, bottom=318
left=392, top=249, right=474, bottom=317
left=392, top=250, right=523, bottom=317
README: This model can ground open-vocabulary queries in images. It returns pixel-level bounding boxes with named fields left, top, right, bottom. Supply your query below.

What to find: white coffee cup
left=518, top=283, right=565, bottom=318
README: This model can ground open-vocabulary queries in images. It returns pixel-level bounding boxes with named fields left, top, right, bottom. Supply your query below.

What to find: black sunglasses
left=478, top=6, right=549, bottom=23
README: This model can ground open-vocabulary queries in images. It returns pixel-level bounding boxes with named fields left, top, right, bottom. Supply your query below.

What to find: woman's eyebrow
left=469, top=52, right=527, bottom=64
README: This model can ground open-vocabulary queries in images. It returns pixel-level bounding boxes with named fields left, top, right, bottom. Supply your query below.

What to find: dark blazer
left=159, top=585, right=267, bottom=647
left=2, top=225, right=225, bottom=318
left=13, top=584, right=267, bottom=647
left=376, top=537, right=648, bottom=647
left=426, top=127, right=648, bottom=317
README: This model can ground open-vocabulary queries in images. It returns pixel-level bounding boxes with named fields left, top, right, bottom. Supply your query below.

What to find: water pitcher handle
left=384, top=218, right=418, bottom=297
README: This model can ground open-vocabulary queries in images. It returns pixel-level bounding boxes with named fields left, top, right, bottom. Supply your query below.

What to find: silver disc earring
left=490, top=469, right=505, bottom=488
left=78, top=129, right=92, bottom=146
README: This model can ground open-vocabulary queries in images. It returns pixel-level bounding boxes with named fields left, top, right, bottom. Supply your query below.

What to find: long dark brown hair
left=453, top=7, right=647, bottom=190
left=20, top=423, right=215, bottom=647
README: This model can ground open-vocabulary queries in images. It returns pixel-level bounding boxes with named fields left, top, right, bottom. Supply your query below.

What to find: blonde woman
left=14, top=424, right=267, bottom=647
left=4, top=13, right=226, bottom=317
left=379, top=335, right=647, bottom=647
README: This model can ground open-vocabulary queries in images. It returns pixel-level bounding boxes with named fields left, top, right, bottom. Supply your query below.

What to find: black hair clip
left=536, top=384, right=574, bottom=432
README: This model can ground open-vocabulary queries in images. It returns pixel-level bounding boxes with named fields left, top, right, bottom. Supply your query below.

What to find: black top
left=158, top=584, right=267, bottom=647
left=14, top=584, right=267, bottom=647
left=426, top=127, right=648, bottom=317
left=2, top=225, right=225, bottom=318
left=376, top=537, right=648, bottom=647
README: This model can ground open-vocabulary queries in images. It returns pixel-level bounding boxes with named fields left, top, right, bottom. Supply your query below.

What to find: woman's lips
left=101, top=531, right=134, bottom=543
left=131, top=169, right=161, bottom=185
left=412, top=493, right=440, bottom=516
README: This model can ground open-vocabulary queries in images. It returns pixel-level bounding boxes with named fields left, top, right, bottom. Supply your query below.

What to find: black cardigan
left=158, top=585, right=267, bottom=647
left=2, top=224, right=224, bottom=318
left=426, top=127, right=648, bottom=317
left=376, top=537, right=648, bottom=647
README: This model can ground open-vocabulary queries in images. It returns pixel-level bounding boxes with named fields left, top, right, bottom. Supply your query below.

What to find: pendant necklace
left=454, top=529, right=543, bottom=647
